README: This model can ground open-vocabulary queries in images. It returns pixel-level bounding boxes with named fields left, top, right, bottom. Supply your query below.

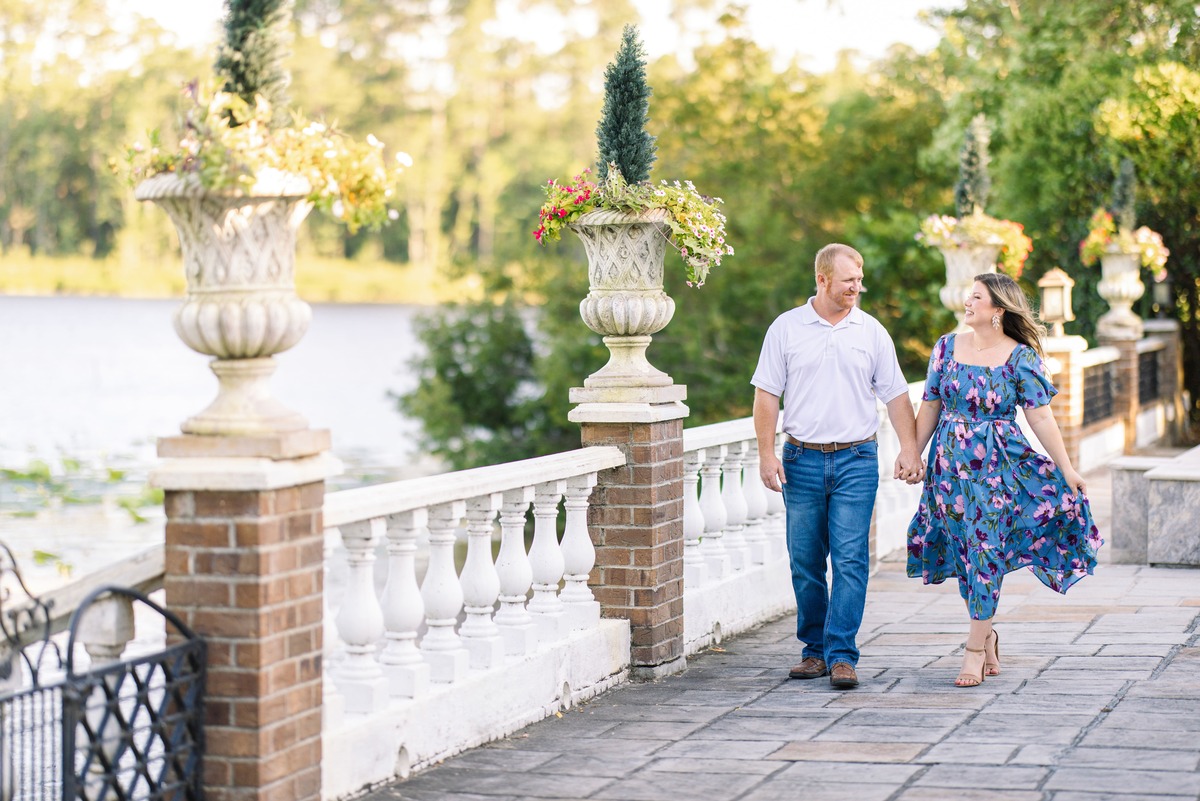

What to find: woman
left=907, top=273, right=1103, bottom=687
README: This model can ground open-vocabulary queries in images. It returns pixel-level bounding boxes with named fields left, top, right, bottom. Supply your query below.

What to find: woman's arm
left=1024, top=404, right=1087, bottom=494
left=915, top=398, right=941, bottom=455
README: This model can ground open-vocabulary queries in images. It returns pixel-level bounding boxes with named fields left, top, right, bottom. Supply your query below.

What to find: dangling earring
left=992, top=313, right=1001, bottom=330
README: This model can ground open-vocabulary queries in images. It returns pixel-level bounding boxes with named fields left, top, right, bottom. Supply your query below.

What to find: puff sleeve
left=1014, top=345, right=1058, bottom=409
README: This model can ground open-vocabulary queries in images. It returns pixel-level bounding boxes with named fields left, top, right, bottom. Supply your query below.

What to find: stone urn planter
left=937, top=241, right=1000, bottom=330
left=134, top=172, right=314, bottom=435
left=569, top=207, right=675, bottom=388
left=1096, top=245, right=1145, bottom=340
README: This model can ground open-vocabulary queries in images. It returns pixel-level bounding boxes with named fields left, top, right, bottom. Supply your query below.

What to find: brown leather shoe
left=788, top=657, right=827, bottom=680
left=829, top=662, right=859, bottom=689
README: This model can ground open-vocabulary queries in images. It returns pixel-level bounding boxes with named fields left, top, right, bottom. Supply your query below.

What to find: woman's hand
left=1062, top=468, right=1087, bottom=497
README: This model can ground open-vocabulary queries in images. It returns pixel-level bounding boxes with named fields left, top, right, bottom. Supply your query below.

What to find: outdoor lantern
left=1037, top=267, right=1075, bottom=337
left=1152, top=276, right=1172, bottom=318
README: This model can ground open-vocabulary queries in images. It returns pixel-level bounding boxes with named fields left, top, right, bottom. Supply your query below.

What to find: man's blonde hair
left=815, top=243, right=864, bottom=281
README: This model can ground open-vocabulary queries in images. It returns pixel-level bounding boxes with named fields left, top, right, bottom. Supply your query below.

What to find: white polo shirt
left=751, top=298, right=909, bottom=443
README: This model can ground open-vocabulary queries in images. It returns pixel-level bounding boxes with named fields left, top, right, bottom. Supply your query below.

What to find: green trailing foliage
left=214, top=0, right=294, bottom=128
left=595, top=25, right=657, bottom=183
left=954, top=114, right=992, bottom=218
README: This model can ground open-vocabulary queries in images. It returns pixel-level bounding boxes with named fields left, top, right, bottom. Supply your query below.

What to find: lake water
left=0, top=295, right=433, bottom=588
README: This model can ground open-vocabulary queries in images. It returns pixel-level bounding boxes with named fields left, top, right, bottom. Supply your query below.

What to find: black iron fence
left=1082, top=361, right=1117, bottom=426
left=1138, top=349, right=1163, bottom=405
left=0, top=544, right=205, bottom=801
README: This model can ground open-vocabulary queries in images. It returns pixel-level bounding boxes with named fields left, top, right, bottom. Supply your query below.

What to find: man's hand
left=894, top=447, right=925, bottom=485
left=760, top=452, right=786, bottom=493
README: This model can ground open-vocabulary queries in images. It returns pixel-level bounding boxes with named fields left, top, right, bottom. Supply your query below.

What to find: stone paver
left=364, top=465, right=1200, bottom=801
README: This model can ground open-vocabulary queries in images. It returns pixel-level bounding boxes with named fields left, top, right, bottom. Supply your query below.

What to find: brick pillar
left=570, top=380, right=689, bottom=679
left=1099, top=335, right=1141, bottom=453
left=1043, top=335, right=1088, bottom=469
left=153, top=433, right=340, bottom=801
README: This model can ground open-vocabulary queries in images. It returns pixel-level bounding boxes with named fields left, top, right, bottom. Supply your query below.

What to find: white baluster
left=335, top=519, right=390, bottom=711
left=741, top=439, right=770, bottom=565
left=77, top=595, right=135, bottom=799
left=561, top=474, right=600, bottom=631
left=420, top=501, right=469, bottom=683
left=321, top=527, right=346, bottom=728
left=495, top=487, right=537, bottom=656
left=699, top=445, right=731, bottom=579
left=461, top=493, right=505, bottom=668
left=379, top=509, right=430, bottom=698
left=528, top=480, right=567, bottom=643
left=682, top=448, right=709, bottom=587
left=721, top=440, right=750, bottom=571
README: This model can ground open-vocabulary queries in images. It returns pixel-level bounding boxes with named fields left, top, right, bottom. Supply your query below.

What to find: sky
left=119, top=0, right=950, bottom=74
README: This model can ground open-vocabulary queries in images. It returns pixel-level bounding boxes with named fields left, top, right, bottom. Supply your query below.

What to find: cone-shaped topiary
left=1109, top=158, right=1137, bottom=232
left=215, top=0, right=293, bottom=129
left=954, top=114, right=992, bottom=218
left=595, top=25, right=656, bottom=184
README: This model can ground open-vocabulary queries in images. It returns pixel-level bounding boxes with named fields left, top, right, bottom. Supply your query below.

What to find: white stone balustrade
left=741, top=440, right=772, bottom=564
left=334, top=518, right=390, bottom=710
left=421, top=500, right=470, bottom=683
left=461, top=494, right=504, bottom=669
left=495, top=487, right=537, bottom=656
left=720, top=441, right=751, bottom=571
left=379, top=509, right=430, bottom=698
left=529, top=481, right=568, bottom=643
left=681, top=449, right=709, bottom=587
left=561, top=475, right=601, bottom=631
left=698, top=445, right=731, bottom=578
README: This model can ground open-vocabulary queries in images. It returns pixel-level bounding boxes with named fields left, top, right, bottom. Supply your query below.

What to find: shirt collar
left=800, top=297, right=863, bottom=327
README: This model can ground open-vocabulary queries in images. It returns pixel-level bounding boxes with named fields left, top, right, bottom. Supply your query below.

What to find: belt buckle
left=819, top=442, right=837, bottom=453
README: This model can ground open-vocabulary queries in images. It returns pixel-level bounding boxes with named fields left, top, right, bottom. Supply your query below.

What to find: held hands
left=894, top=448, right=925, bottom=485
left=760, top=453, right=786, bottom=493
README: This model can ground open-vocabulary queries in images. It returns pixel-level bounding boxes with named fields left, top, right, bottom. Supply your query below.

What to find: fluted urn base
left=183, top=357, right=308, bottom=436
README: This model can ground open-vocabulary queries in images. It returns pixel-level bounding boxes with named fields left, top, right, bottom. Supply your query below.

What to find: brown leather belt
left=785, top=435, right=876, bottom=453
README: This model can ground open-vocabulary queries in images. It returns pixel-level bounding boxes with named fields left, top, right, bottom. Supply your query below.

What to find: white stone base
left=683, top=557, right=795, bottom=656
left=322, top=620, right=630, bottom=800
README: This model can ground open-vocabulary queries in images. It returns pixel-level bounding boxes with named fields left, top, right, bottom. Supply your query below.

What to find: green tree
left=215, top=0, right=294, bottom=127
left=595, top=25, right=656, bottom=183
left=954, top=114, right=991, bottom=217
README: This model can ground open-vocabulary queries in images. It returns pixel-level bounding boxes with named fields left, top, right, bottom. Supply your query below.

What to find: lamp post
left=1038, top=267, right=1075, bottom=337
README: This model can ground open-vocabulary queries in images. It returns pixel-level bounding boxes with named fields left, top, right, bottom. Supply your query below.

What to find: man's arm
left=753, top=388, right=785, bottom=492
left=885, top=391, right=923, bottom=484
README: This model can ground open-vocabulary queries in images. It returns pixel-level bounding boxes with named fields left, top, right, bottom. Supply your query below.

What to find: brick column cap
left=150, top=452, right=342, bottom=492
left=570, top=400, right=690, bottom=424
left=1142, top=319, right=1180, bottom=335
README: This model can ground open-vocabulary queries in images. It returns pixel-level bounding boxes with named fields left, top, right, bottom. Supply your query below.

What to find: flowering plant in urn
left=1079, top=160, right=1169, bottom=280
left=916, top=115, right=1032, bottom=328
left=533, top=25, right=732, bottom=289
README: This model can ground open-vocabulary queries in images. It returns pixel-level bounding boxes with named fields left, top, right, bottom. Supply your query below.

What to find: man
left=752, top=243, right=922, bottom=689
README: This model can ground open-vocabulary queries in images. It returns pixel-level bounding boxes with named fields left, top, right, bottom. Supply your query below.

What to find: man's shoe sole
left=829, top=676, right=859, bottom=689
left=788, top=668, right=829, bottom=680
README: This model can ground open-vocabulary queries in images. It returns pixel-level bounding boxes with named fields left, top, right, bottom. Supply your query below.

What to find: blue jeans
left=781, top=440, right=878, bottom=668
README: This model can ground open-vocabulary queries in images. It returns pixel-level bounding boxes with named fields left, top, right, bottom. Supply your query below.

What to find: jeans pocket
left=851, top=441, right=878, bottom=459
left=782, top=442, right=799, bottom=462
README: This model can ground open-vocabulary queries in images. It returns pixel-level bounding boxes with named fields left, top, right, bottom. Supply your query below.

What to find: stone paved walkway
left=364, top=465, right=1200, bottom=801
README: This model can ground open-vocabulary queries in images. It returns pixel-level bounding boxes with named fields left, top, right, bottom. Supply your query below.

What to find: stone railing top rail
left=1078, top=345, right=1121, bottom=369
left=1144, top=444, right=1200, bottom=481
left=323, top=446, right=627, bottom=528
left=1135, top=337, right=1167, bottom=355
left=683, top=417, right=756, bottom=452
left=6, top=544, right=164, bottom=650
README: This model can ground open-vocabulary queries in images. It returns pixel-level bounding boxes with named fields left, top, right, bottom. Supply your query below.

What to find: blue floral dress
left=906, top=334, right=1103, bottom=620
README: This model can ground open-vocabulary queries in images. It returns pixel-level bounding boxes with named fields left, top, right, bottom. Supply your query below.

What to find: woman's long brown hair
left=975, top=272, right=1047, bottom=357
